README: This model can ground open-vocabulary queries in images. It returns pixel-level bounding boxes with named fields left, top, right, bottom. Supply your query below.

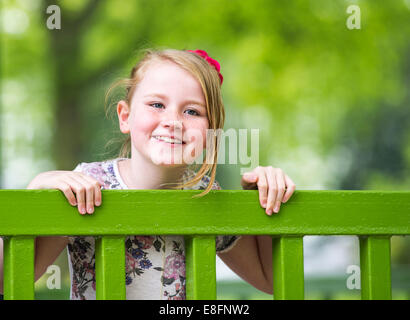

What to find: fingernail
left=244, top=173, right=256, bottom=181
left=266, top=209, right=272, bottom=215
left=95, top=201, right=101, bottom=206
left=274, top=205, right=280, bottom=213
left=80, top=207, right=86, bottom=214
left=87, top=206, right=94, bottom=214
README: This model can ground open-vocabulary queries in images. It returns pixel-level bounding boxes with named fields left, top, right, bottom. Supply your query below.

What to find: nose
left=160, top=108, right=183, bottom=130
left=161, top=119, right=183, bottom=130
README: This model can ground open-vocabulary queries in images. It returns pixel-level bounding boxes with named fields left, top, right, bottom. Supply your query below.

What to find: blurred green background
left=1, top=0, right=409, bottom=299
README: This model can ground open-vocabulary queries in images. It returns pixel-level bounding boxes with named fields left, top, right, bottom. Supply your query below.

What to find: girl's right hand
left=27, top=171, right=102, bottom=215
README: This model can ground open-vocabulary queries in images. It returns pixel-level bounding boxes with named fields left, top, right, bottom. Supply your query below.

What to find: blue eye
left=149, top=103, right=200, bottom=116
left=150, top=103, right=164, bottom=109
left=185, top=109, right=200, bottom=116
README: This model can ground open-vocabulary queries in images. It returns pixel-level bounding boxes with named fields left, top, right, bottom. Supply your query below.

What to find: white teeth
left=154, top=136, right=183, bottom=144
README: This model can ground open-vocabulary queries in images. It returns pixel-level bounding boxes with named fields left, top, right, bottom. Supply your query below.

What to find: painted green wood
left=272, top=236, right=304, bottom=300
left=0, top=190, right=409, bottom=236
left=0, top=190, right=408, bottom=300
left=185, top=236, right=216, bottom=300
left=95, top=236, right=126, bottom=300
left=3, top=236, right=35, bottom=300
left=359, top=236, right=392, bottom=300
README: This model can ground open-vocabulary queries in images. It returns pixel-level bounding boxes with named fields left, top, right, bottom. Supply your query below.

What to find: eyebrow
left=143, top=93, right=205, bottom=108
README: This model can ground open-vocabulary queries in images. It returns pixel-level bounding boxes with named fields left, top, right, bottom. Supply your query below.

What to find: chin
left=149, top=155, right=187, bottom=167
left=148, top=144, right=189, bottom=167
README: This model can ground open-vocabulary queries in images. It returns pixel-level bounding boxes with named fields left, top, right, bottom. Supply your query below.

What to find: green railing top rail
left=1, top=189, right=408, bottom=300
left=0, top=189, right=409, bottom=236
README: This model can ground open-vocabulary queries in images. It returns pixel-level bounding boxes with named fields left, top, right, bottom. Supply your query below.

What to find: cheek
left=130, top=110, right=158, bottom=141
left=201, top=121, right=210, bottom=147
left=185, top=120, right=209, bottom=148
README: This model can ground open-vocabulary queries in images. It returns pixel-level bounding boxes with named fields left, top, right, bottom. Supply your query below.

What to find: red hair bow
left=187, top=49, right=224, bottom=85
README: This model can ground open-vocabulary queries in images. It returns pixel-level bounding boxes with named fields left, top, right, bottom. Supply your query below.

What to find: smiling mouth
left=152, top=136, right=186, bottom=145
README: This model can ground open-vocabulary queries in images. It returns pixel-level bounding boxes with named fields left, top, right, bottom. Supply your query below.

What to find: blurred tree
left=42, top=0, right=102, bottom=169
left=42, top=0, right=162, bottom=169
left=338, top=104, right=410, bottom=190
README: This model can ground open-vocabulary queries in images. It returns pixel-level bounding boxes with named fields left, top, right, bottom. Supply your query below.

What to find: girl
left=0, top=48, right=296, bottom=300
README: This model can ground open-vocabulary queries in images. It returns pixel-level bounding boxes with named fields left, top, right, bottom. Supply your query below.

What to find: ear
left=117, top=100, right=131, bottom=134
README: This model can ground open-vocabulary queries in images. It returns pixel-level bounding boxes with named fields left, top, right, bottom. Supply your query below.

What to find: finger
left=72, top=175, right=96, bottom=214
left=79, top=174, right=102, bottom=207
left=283, top=175, right=296, bottom=203
left=273, top=170, right=286, bottom=213
left=241, top=172, right=258, bottom=190
left=64, top=176, right=88, bottom=215
left=57, top=181, right=77, bottom=206
left=265, top=167, right=278, bottom=215
left=255, top=168, right=269, bottom=209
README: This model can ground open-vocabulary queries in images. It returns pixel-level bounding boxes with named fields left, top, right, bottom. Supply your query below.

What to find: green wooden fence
left=0, top=189, right=409, bottom=300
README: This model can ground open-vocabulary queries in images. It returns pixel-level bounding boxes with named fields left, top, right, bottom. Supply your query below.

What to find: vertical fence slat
left=95, top=236, right=126, bottom=300
left=359, top=236, right=392, bottom=300
left=185, top=236, right=216, bottom=300
left=272, top=236, right=304, bottom=300
left=3, top=236, right=35, bottom=300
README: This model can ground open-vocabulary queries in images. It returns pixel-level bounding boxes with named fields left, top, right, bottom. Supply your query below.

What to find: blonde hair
left=105, top=48, right=225, bottom=198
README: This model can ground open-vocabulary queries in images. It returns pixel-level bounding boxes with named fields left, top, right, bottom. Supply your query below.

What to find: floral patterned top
left=67, top=158, right=241, bottom=300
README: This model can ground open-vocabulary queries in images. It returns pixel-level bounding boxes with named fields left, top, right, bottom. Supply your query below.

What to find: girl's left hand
left=241, top=166, right=296, bottom=216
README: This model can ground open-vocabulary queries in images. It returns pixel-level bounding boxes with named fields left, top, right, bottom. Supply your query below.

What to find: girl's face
left=117, top=60, right=210, bottom=167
